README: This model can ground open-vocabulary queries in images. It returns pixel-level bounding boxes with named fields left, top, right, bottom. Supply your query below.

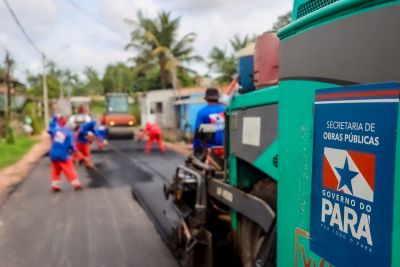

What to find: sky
left=0, top=0, right=292, bottom=82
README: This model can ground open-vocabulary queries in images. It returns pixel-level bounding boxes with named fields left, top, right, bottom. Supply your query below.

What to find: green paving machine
left=165, top=1, right=400, bottom=266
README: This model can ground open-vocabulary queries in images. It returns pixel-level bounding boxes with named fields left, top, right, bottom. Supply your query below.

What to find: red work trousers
left=76, top=142, right=92, bottom=165
left=51, top=159, right=80, bottom=189
left=145, top=133, right=166, bottom=154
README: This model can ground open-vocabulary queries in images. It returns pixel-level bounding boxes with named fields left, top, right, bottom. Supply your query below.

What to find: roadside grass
left=0, top=136, right=37, bottom=170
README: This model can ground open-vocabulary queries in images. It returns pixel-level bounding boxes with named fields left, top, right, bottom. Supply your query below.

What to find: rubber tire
left=240, top=179, right=277, bottom=267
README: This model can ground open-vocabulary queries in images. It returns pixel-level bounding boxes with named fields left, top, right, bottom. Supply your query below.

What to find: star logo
left=335, top=156, right=359, bottom=194
left=323, top=147, right=375, bottom=202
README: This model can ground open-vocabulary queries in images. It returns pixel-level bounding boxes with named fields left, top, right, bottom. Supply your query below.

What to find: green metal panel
left=278, top=80, right=400, bottom=267
left=392, top=109, right=400, bottom=267
left=280, top=0, right=397, bottom=40
left=225, top=1, right=400, bottom=265
left=253, top=140, right=279, bottom=181
left=294, top=0, right=340, bottom=20
left=278, top=2, right=400, bottom=265
left=278, top=80, right=334, bottom=267
left=228, top=86, right=278, bottom=111
left=228, top=88, right=279, bottom=232
left=229, top=155, right=239, bottom=231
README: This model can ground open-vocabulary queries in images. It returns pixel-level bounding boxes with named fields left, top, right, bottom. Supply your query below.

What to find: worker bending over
left=139, top=122, right=166, bottom=154
left=75, top=120, right=107, bottom=167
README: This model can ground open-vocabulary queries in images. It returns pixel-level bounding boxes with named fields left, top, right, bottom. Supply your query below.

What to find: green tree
left=272, top=11, right=292, bottom=31
left=208, top=47, right=236, bottom=84
left=58, top=68, right=79, bottom=97
left=73, top=66, right=103, bottom=96
left=84, top=67, right=103, bottom=94
left=26, top=61, right=79, bottom=98
left=102, top=62, right=135, bottom=93
left=26, top=72, right=61, bottom=99
left=125, top=11, right=202, bottom=90
left=208, top=34, right=253, bottom=84
left=230, top=34, right=253, bottom=52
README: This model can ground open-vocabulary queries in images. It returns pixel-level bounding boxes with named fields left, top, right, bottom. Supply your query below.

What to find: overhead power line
left=2, top=0, right=51, bottom=127
left=3, top=0, right=44, bottom=56
left=66, top=0, right=126, bottom=40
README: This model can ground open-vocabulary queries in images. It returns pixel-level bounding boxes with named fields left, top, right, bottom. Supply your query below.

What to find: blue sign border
left=310, top=82, right=400, bottom=267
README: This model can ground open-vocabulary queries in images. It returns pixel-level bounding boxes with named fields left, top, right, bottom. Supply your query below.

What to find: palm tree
left=229, top=34, right=253, bottom=52
left=208, top=34, right=253, bottom=84
left=272, top=11, right=292, bottom=31
left=208, top=47, right=236, bottom=84
left=125, top=11, right=202, bottom=89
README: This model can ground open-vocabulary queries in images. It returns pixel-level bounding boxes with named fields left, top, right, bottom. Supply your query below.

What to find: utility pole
left=170, top=54, right=180, bottom=97
left=171, top=64, right=178, bottom=93
left=60, top=81, right=64, bottom=99
left=5, top=52, right=11, bottom=126
left=5, top=51, right=14, bottom=143
left=42, top=53, right=49, bottom=127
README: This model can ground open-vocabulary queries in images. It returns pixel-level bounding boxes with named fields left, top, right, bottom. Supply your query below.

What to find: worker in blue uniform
left=193, top=88, right=225, bottom=157
left=94, top=125, right=108, bottom=150
left=48, top=122, right=84, bottom=192
left=75, top=120, right=107, bottom=167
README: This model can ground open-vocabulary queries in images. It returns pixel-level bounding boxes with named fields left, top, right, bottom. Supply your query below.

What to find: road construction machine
left=165, top=1, right=400, bottom=266
left=100, top=93, right=136, bottom=138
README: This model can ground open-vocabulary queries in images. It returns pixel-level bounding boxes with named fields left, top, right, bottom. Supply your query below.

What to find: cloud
left=59, top=45, right=131, bottom=76
left=175, top=0, right=292, bottom=74
left=97, top=0, right=159, bottom=37
left=0, top=0, right=59, bottom=37
left=0, top=0, right=293, bottom=82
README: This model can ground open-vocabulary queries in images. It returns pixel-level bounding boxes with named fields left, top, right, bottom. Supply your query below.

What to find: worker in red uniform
left=75, top=120, right=107, bottom=167
left=48, top=122, right=86, bottom=192
left=138, top=122, right=166, bottom=154
left=77, top=104, right=88, bottom=115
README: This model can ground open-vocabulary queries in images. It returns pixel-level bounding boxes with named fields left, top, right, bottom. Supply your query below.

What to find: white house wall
left=140, top=89, right=176, bottom=130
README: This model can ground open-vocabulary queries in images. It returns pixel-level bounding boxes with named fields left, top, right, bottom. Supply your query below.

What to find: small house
left=138, top=89, right=176, bottom=130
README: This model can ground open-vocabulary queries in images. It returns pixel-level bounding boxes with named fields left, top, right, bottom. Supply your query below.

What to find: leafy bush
left=23, top=102, right=43, bottom=134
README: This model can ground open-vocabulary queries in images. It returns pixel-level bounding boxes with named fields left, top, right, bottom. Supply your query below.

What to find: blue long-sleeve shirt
left=94, top=126, right=108, bottom=141
left=48, top=126, right=76, bottom=162
left=193, top=104, right=225, bottom=150
left=77, top=121, right=97, bottom=144
left=77, top=121, right=107, bottom=144
left=49, top=115, right=59, bottom=131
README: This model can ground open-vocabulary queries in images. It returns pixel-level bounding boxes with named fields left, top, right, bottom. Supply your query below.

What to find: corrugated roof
left=137, top=85, right=232, bottom=99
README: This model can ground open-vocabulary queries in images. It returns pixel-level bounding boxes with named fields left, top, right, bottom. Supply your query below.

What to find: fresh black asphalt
left=0, top=139, right=183, bottom=267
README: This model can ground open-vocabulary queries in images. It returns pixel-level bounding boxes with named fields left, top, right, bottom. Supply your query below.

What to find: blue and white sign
left=310, top=82, right=400, bottom=266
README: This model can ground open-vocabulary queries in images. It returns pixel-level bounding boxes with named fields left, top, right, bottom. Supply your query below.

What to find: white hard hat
left=75, top=114, right=91, bottom=124
left=66, top=116, right=76, bottom=130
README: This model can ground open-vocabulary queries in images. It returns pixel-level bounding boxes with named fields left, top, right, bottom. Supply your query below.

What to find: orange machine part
left=254, top=32, right=280, bottom=89
left=104, top=114, right=136, bottom=126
